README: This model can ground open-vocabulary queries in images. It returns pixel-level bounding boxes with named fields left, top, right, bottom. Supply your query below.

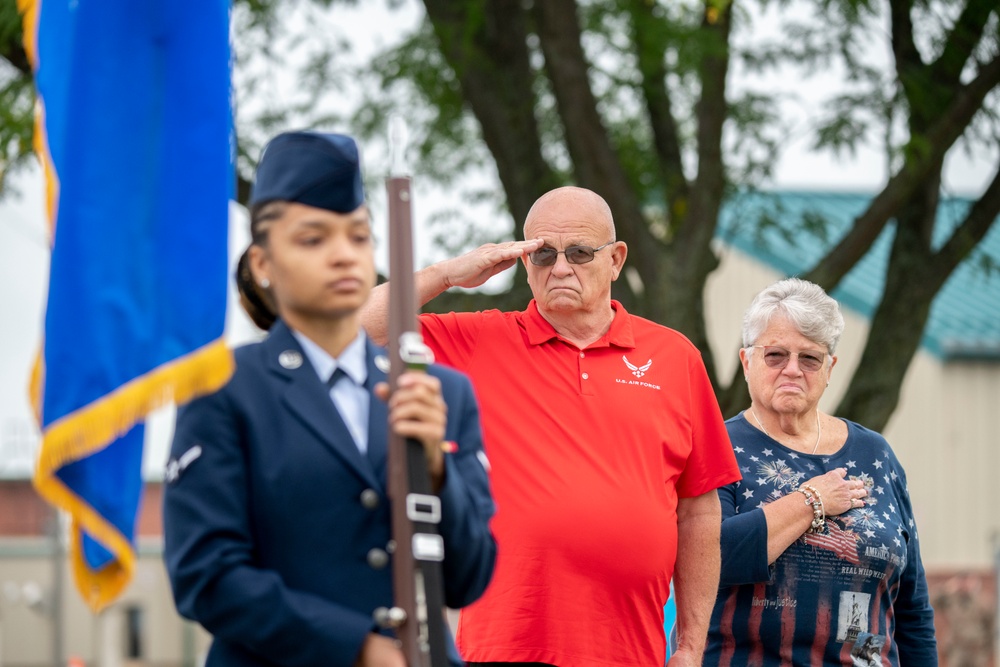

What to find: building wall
left=0, top=487, right=210, bottom=667
left=898, top=358, right=1000, bottom=567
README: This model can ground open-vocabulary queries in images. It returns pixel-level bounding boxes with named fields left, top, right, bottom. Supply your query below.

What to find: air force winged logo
left=623, top=355, right=652, bottom=378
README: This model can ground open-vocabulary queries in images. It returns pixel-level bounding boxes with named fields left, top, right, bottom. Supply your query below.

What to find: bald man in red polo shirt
left=363, top=186, right=740, bottom=667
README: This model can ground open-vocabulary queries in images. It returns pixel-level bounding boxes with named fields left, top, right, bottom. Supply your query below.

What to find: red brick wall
left=0, top=480, right=164, bottom=537
left=0, top=480, right=53, bottom=535
left=137, top=482, right=163, bottom=537
left=928, top=569, right=996, bottom=667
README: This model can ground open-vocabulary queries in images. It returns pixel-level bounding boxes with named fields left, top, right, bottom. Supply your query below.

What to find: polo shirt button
left=582, top=372, right=589, bottom=380
left=360, top=488, right=379, bottom=509
left=367, top=548, right=389, bottom=569
left=579, top=352, right=585, bottom=358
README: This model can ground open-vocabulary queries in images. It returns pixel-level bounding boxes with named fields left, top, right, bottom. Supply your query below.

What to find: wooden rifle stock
left=377, top=168, right=449, bottom=666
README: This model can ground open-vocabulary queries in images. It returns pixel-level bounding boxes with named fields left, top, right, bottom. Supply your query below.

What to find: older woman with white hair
left=704, top=277, right=937, bottom=666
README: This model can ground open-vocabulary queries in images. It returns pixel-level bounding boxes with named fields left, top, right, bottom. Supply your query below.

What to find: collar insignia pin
left=374, top=355, right=390, bottom=373
left=278, top=350, right=303, bottom=369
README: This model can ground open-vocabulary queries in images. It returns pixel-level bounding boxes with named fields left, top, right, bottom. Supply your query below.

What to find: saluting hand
left=375, top=372, right=448, bottom=492
left=439, top=239, right=544, bottom=290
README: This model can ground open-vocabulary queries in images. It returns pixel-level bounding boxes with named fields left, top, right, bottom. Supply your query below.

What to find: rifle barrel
left=385, top=174, right=449, bottom=667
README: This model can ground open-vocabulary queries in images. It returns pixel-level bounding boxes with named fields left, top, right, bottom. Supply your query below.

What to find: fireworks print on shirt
left=756, top=458, right=805, bottom=491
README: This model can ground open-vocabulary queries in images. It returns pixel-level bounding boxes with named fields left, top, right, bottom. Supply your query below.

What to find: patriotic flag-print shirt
left=705, top=415, right=937, bottom=667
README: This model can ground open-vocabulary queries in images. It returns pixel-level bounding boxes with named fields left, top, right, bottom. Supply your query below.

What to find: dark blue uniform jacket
left=163, top=321, right=496, bottom=667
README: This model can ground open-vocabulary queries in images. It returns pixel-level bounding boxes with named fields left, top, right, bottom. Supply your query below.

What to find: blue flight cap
left=249, top=131, right=365, bottom=212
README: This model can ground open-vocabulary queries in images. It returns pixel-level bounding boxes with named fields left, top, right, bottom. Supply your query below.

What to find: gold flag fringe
left=16, top=0, right=59, bottom=233
left=33, top=339, right=234, bottom=611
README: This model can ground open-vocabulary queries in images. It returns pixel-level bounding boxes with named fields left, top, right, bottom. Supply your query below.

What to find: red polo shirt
left=419, top=300, right=740, bottom=667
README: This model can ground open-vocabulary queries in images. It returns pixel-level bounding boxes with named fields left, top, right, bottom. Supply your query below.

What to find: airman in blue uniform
left=163, top=131, right=497, bottom=667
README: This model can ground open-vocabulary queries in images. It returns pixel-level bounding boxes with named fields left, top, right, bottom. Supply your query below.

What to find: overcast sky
left=1, top=0, right=997, bottom=478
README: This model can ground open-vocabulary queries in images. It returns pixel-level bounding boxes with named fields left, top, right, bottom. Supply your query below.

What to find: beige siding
left=889, top=358, right=1000, bottom=567
left=0, top=541, right=210, bottom=667
left=707, top=243, right=1000, bottom=568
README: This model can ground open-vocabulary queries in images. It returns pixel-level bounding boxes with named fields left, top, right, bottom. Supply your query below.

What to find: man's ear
left=610, top=241, right=628, bottom=280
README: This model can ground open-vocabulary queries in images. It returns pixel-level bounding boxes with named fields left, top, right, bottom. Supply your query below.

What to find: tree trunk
left=657, top=2, right=732, bottom=390
left=836, top=163, right=1000, bottom=429
left=421, top=0, right=559, bottom=310
left=837, top=1, right=1000, bottom=429
left=422, top=0, right=559, bottom=228
left=531, top=0, right=662, bottom=316
left=835, top=224, right=939, bottom=431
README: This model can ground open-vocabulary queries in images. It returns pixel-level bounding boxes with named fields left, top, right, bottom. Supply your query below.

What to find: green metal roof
left=716, top=190, right=1000, bottom=360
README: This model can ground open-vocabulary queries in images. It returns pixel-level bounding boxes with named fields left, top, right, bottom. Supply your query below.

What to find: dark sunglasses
left=528, top=241, right=615, bottom=266
left=751, top=345, right=827, bottom=372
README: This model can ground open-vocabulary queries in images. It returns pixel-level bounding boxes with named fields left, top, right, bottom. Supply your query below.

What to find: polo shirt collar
left=523, top=299, right=635, bottom=349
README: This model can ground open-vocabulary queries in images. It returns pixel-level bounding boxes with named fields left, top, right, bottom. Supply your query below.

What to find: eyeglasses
left=750, top=345, right=827, bottom=372
left=528, top=241, right=615, bottom=266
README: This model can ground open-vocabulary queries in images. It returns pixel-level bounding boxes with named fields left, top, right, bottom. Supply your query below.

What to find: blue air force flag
left=20, top=0, right=234, bottom=610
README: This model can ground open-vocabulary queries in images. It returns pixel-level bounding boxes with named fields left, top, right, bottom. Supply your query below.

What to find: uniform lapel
left=265, top=321, right=380, bottom=490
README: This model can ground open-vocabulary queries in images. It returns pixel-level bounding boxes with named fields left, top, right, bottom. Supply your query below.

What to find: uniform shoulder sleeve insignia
left=164, top=444, right=203, bottom=484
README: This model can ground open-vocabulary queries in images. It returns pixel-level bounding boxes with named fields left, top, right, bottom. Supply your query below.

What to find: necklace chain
left=750, top=408, right=822, bottom=455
